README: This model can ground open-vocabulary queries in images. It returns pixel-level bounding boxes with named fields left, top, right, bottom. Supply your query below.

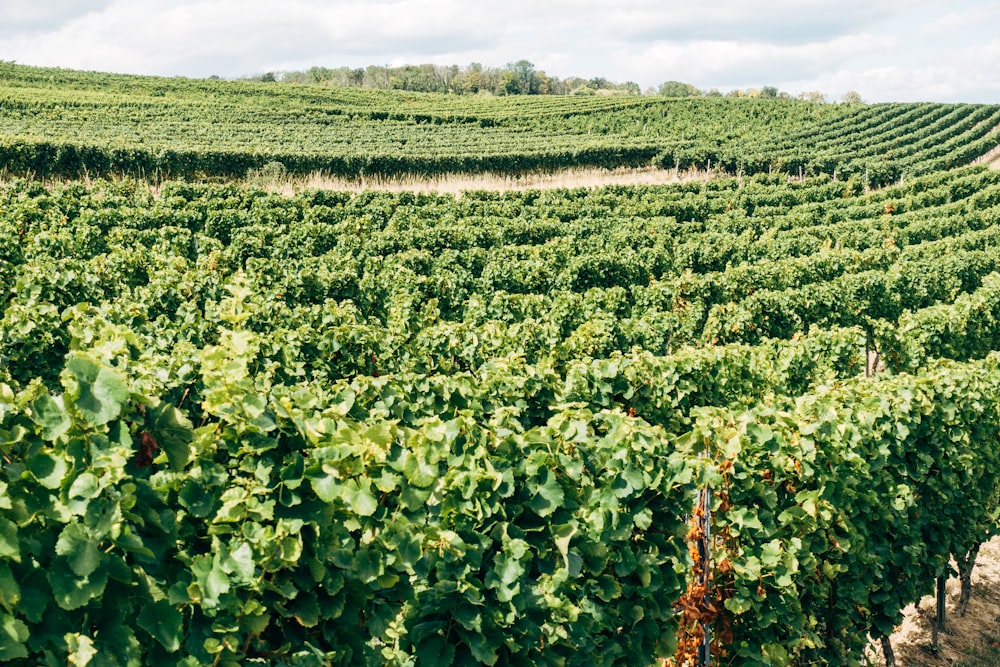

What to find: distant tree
left=498, top=70, right=520, bottom=95
left=307, top=66, right=332, bottom=84
left=842, top=90, right=864, bottom=104
left=535, top=71, right=557, bottom=95
left=760, top=85, right=779, bottom=99
left=363, top=65, right=386, bottom=88
left=506, top=60, right=538, bottom=94
left=548, top=77, right=568, bottom=95
left=458, top=62, right=483, bottom=94
left=481, top=66, right=503, bottom=93
left=329, top=68, right=354, bottom=87
left=800, top=90, right=828, bottom=103
left=244, top=60, right=642, bottom=96
left=437, top=64, right=460, bottom=93
left=658, top=80, right=700, bottom=97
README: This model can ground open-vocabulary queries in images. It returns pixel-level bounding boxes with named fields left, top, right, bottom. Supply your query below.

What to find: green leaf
left=760, top=540, right=782, bottom=568
left=17, top=570, right=48, bottom=622
left=552, top=522, right=577, bottom=571
left=528, top=469, right=564, bottom=517
left=191, top=553, right=230, bottom=609
left=416, top=634, right=455, bottom=666
left=746, top=422, right=774, bottom=447
left=0, top=614, right=29, bottom=661
left=0, top=384, right=12, bottom=422
left=0, top=518, right=19, bottom=563
left=31, top=393, right=71, bottom=441
left=84, top=496, right=122, bottom=540
left=724, top=595, right=753, bottom=615
left=27, top=451, right=68, bottom=490
left=454, top=605, right=482, bottom=632
left=226, top=542, right=255, bottom=583
left=48, top=561, right=109, bottom=610
left=342, top=478, right=378, bottom=517
left=66, top=354, right=129, bottom=427
left=68, top=472, right=101, bottom=501
left=290, top=590, right=320, bottom=627
left=0, top=564, right=20, bottom=611
left=178, top=481, right=216, bottom=518
left=462, top=628, right=499, bottom=666
left=401, top=449, right=438, bottom=488
left=56, top=522, right=103, bottom=577
left=242, top=608, right=270, bottom=634
left=595, top=575, right=622, bottom=602
left=66, top=632, right=98, bottom=666
left=363, top=422, right=394, bottom=447
left=310, top=473, right=340, bottom=503
left=353, top=550, right=381, bottom=583
left=146, top=400, right=194, bottom=470
left=396, top=532, right=422, bottom=568
left=138, top=600, right=184, bottom=653
left=634, top=508, right=653, bottom=531
left=762, top=643, right=790, bottom=664
left=895, top=421, right=910, bottom=441
left=655, top=627, right=679, bottom=658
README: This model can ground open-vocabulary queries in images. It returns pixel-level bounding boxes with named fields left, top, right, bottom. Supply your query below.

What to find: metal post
left=936, top=575, right=946, bottom=631
left=697, top=478, right=712, bottom=666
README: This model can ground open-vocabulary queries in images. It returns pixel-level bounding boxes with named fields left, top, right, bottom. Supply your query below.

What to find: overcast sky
left=1, top=0, right=998, bottom=103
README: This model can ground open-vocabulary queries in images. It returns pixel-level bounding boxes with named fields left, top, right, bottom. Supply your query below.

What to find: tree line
left=245, top=61, right=862, bottom=102
left=247, top=60, right=637, bottom=96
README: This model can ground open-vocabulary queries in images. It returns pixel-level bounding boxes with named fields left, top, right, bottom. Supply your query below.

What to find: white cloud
left=602, top=0, right=934, bottom=45
left=0, top=0, right=114, bottom=35
left=612, top=33, right=889, bottom=92
left=1, top=0, right=497, bottom=76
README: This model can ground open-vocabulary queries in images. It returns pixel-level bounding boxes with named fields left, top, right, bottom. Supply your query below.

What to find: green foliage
left=4, top=162, right=1000, bottom=664
left=0, top=63, right=999, bottom=183
left=658, top=81, right=701, bottom=97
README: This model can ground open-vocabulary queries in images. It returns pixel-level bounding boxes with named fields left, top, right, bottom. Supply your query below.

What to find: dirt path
left=867, top=536, right=1000, bottom=666
left=259, top=166, right=716, bottom=196
left=974, top=134, right=1000, bottom=170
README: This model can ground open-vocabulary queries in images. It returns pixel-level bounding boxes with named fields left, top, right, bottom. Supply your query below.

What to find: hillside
left=3, top=64, right=1000, bottom=666
left=2, top=62, right=1000, bottom=186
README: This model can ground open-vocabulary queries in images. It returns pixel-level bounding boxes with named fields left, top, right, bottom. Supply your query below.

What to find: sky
left=1, top=0, right=999, bottom=103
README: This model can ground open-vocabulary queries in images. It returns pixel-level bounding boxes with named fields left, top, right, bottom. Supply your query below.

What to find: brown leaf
left=136, top=432, right=158, bottom=468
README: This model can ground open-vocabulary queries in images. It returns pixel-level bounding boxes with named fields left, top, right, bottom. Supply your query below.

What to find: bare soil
left=258, top=165, right=716, bottom=196
left=867, top=536, right=1000, bottom=666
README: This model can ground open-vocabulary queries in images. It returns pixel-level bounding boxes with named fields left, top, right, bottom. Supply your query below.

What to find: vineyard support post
left=933, top=575, right=946, bottom=650
left=866, top=328, right=873, bottom=378
left=937, top=575, right=946, bottom=630
left=697, top=454, right=711, bottom=667
left=880, top=635, right=895, bottom=667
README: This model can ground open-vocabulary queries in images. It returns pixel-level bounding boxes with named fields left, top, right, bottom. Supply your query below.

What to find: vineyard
left=3, top=63, right=1000, bottom=665
left=2, top=62, right=1000, bottom=185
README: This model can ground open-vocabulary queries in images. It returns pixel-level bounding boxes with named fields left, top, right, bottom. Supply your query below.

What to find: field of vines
left=2, top=62, right=1000, bottom=185
left=4, top=63, right=1000, bottom=666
